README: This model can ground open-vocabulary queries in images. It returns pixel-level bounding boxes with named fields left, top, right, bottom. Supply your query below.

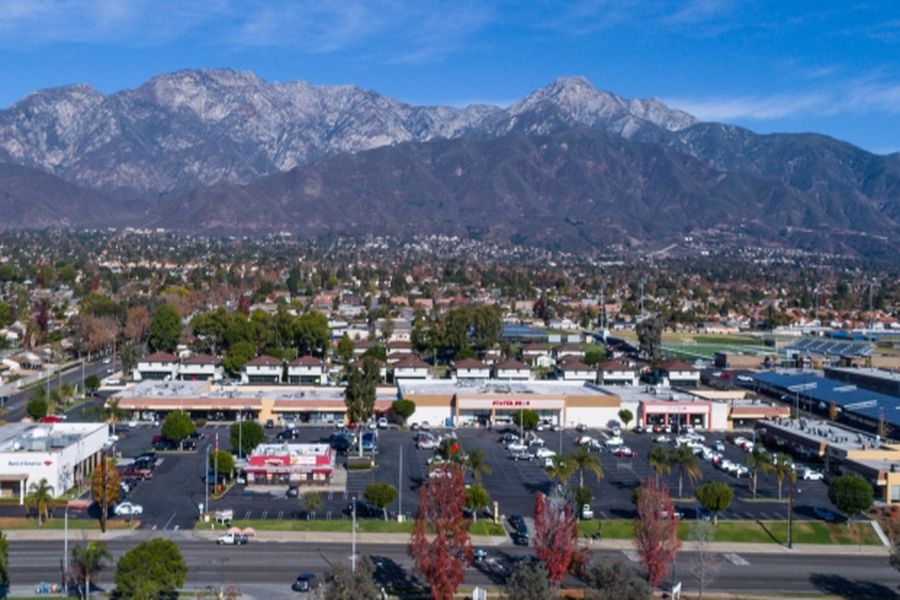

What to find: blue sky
left=0, top=1, right=899, bottom=153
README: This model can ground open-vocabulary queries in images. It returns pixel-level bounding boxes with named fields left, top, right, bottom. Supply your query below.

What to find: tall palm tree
left=546, top=455, right=576, bottom=490
left=103, top=398, right=126, bottom=436
left=772, top=453, right=796, bottom=501
left=670, top=445, right=702, bottom=499
left=71, top=541, right=112, bottom=600
left=568, top=446, right=604, bottom=489
left=648, top=444, right=671, bottom=485
left=465, top=449, right=492, bottom=486
left=26, top=479, right=54, bottom=525
left=746, top=447, right=774, bottom=499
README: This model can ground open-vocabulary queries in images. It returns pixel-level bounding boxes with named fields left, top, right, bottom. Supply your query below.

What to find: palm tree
left=546, top=455, right=576, bottom=489
left=648, top=444, right=671, bottom=485
left=465, top=449, right=492, bottom=486
left=772, top=453, right=796, bottom=501
left=26, top=479, right=54, bottom=525
left=71, top=541, right=112, bottom=600
left=103, top=398, right=126, bottom=435
left=670, top=445, right=702, bottom=499
left=568, top=446, right=604, bottom=489
left=746, top=447, right=774, bottom=499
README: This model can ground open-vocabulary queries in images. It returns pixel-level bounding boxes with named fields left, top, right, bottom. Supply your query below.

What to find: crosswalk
left=724, top=553, right=750, bottom=566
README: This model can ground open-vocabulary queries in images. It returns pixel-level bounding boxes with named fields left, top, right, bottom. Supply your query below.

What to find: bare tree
left=689, top=521, right=722, bottom=600
left=124, top=305, right=151, bottom=342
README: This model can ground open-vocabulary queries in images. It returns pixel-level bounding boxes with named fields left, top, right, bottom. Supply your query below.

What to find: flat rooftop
left=760, top=418, right=886, bottom=453
left=825, top=367, right=900, bottom=384
left=0, top=422, right=105, bottom=453
left=115, top=380, right=397, bottom=402
left=399, top=379, right=617, bottom=397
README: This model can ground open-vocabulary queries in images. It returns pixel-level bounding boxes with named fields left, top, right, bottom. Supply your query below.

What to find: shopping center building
left=398, top=379, right=633, bottom=429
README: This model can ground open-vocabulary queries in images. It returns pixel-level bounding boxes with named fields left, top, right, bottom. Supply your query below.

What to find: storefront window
left=891, top=485, right=900, bottom=502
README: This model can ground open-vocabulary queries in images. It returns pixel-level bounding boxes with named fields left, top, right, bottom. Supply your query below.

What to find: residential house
left=493, top=358, right=531, bottom=381
left=656, top=361, right=700, bottom=387
left=242, top=355, right=284, bottom=384
left=392, top=356, right=431, bottom=381
left=287, top=356, right=325, bottom=384
left=597, top=359, right=640, bottom=386
left=134, top=352, right=179, bottom=381
left=557, top=358, right=596, bottom=382
left=453, top=358, right=491, bottom=381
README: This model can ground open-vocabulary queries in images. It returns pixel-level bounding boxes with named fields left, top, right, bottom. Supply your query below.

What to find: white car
left=800, top=468, right=824, bottom=481
left=581, top=504, right=594, bottom=520
left=114, top=502, right=143, bottom=517
left=655, top=435, right=671, bottom=443
left=535, top=447, right=556, bottom=459
left=605, top=436, right=624, bottom=446
left=506, top=442, right=528, bottom=453
left=528, top=437, right=545, bottom=448
left=377, top=417, right=389, bottom=429
left=420, top=421, right=431, bottom=431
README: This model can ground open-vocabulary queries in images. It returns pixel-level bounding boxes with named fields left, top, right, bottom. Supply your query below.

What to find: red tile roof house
left=241, top=355, right=284, bottom=384
left=135, top=352, right=179, bottom=381
left=556, top=358, right=596, bottom=382
left=493, top=358, right=532, bottom=381
left=287, top=356, right=325, bottom=384
left=597, top=359, right=640, bottom=386
left=392, top=356, right=432, bottom=381
left=453, top=358, right=491, bottom=381
left=656, top=361, right=700, bottom=387
left=178, top=353, right=223, bottom=381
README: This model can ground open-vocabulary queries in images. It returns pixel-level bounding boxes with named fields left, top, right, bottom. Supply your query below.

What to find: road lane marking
left=622, top=550, right=640, bottom=562
left=724, top=553, right=750, bottom=566
left=162, top=512, right=176, bottom=530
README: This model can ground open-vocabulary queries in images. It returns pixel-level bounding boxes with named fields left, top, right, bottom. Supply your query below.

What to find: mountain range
left=0, top=68, right=898, bottom=257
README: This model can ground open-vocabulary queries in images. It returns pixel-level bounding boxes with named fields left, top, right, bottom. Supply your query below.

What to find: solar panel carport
left=750, top=371, right=899, bottom=438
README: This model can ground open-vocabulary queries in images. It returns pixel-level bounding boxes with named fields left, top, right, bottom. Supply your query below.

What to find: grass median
left=577, top=519, right=881, bottom=545
left=230, top=518, right=505, bottom=536
left=0, top=517, right=133, bottom=530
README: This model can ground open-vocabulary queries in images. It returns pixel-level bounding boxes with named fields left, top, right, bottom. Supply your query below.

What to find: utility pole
left=600, top=282, right=606, bottom=332
left=787, top=480, right=795, bottom=549
left=237, top=412, right=243, bottom=460
left=868, top=281, right=875, bottom=330
left=398, top=443, right=403, bottom=521
left=63, top=504, right=68, bottom=587
left=640, top=277, right=645, bottom=317
left=351, top=496, right=358, bottom=573
left=204, top=444, right=210, bottom=522
left=100, top=449, right=108, bottom=533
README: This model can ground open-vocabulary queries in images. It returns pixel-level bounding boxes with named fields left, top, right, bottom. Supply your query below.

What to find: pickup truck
left=216, top=532, right=248, bottom=545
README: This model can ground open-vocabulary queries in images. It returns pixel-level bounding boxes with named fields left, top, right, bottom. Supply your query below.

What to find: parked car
left=612, top=446, right=635, bottom=458
left=265, top=419, right=275, bottom=429
left=508, top=514, right=527, bottom=533
left=286, top=487, right=299, bottom=498
left=655, top=435, right=671, bottom=443
left=605, top=436, right=624, bottom=446
left=377, top=417, right=389, bottom=429
left=499, top=433, right=519, bottom=444
left=799, top=467, right=824, bottom=481
left=713, top=440, right=725, bottom=452
left=512, top=532, right=530, bottom=546
left=291, top=573, right=319, bottom=592
left=575, top=423, right=588, bottom=432
left=217, top=532, right=248, bottom=545
left=419, top=421, right=431, bottom=431
left=473, top=548, right=488, bottom=562
left=114, top=502, right=143, bottom=517
left=814, top=507, right=838, bottom=522
left=506, top=442, right=528, bottom=453
left=509, top=450, right=535, bottom=461
left=581, top=504, right=594, bottom=520
left=535, top=447, right=556, bottom=459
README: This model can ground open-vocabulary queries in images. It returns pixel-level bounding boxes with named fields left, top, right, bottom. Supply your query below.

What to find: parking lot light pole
left=351, top=496, right=358, bottom=573
left=237, top=413, right=242, bottom=460
left=205, top=444, right=210, bottom=522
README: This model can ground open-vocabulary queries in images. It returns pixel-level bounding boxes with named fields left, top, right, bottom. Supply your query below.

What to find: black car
left=154, top=439, right=177, bottom=451
left=278, top=429, right=301, bottom=441
left=135, top=452, right=157, bottom=463
left=286, top=487, right=299, bottom=498
left=508, top=514, right=527, bottom=534
left=344, top=500, right=387, bottom=520
left=329, top=435, right=352, bottom=453
left=291, top=573, right=319, bottom=592
left=265, top=419, right=275, bottom=429
left=512, top=532, right=530, bottom=546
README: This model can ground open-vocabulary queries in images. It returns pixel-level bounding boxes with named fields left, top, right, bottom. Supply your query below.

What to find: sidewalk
left=5, top=527, right=890, bottom=555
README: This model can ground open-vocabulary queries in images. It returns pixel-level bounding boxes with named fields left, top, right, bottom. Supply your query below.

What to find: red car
left=612, top=446, right=636, bottom=458
left=38, top=415, right=63, bottom=423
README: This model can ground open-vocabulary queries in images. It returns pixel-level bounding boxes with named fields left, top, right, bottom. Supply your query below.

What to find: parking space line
left=622, top=550, right=640, bottom=562
left=162, top=512, right=176, bottom=530
left=244, top=510, right=252, bottom=519
left=277, top=511, right=284, bottom=520
left=261, top=510, right=268, bottom=519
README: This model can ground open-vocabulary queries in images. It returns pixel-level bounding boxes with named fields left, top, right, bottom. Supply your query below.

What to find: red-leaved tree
left=409, top=463, right=473, bottom=600
left=634, top=479, right=681, bottom=587
left=533, top=492, right=584, bottom=584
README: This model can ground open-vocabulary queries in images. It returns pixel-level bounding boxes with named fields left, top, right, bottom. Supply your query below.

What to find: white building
left=557, top=359, right=596, bottom=382
left=453, top=358, right=491, bottom=381
left=242, top=355, right=283, bottom=384
left=0, top=423, right=107, bottom=504
left=493, top=359, right=532, bottom=381
left=656, top=361, right=700, bottom=387
left=597, top=359, right=641, bottom=386
left=287, top=356, right=325, bottom=384
left=393, top=356, right=431, bottom=381
left=178, top=354, right=223, bottom=381
left=134, top=352, right=179, bottom=381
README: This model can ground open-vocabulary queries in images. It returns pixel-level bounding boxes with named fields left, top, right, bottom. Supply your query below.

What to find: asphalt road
left=2, top=358, right=117, bottom=421
left=9, top=538, right=899, bottom=600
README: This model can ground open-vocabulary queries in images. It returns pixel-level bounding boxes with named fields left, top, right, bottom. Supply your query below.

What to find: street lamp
left=351, top=495, right=358, bottom=573
left=237, top=412, right=243, bottom=461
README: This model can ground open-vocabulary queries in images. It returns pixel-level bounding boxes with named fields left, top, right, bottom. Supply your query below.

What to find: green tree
left=568, top=446, right=604, bottom=490
left=583, top=559, right=651, bottom=600
left=694, top=482, right=733, bottom=526
left=301, top=491, right=322, bottom=516
left=0, top=301, right=11, bottom=327
left=229, top=420, right=265, bottom=457
left=772, top=454, right=796, bottom=501
left=464, top=485, right=490, bottom=523
left=161, top=410, right=195, bottom=443
left=26, top=479, right=54, bottom=524
left=391, top=399, right=416, bottom=424
left=147, top=304, right=181, bottom=353
left=323, top=556, right=381, bottom=600
left=364, top=483, right=398, bottom=519
left=91, top=458, right=121, bottom=533
left=345, top=357, right=379, bottom=456
left=636, top=315, right=664, bottom=366
left=617, top=409, right=634, bottom=428
left=584, top=349, right=606, bottom=366
left=464, top=449, right=492, bottom=486
left=335, top=335, right=355, bottom=364
left=574, top=486, right=594, bottom=507
left=84, top=375, right=101, bottom=396
left=746, top=447, right=774, bottom=499
left=120, top=342, right=139, bottom=379
left=513, top=409, right=540, bottom=431
left=210, top=450, right=235, bottom=478
left=26, top=391, right=49, bottom=421
left=828, top=475, right=874, bottom=525
left=223, top=340, right=256, bottom=375
left=546, top=455, right=576, bottom=488
left=71, top=541, right=112, bottom=600
left=648, top=445, right=671, bottom=485
left=502, top=562, right=555, bottom=600
left=0, top=530, right=8, bottom=590
left=670, top=445, right=703, bottom=499
left=114, top=538, right=187, bottom=600
left=294, top=311, right=329, bottom=356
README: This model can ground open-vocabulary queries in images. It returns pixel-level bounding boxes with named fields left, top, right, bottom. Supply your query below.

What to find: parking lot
left=105, top=421, right=840, bottom=531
